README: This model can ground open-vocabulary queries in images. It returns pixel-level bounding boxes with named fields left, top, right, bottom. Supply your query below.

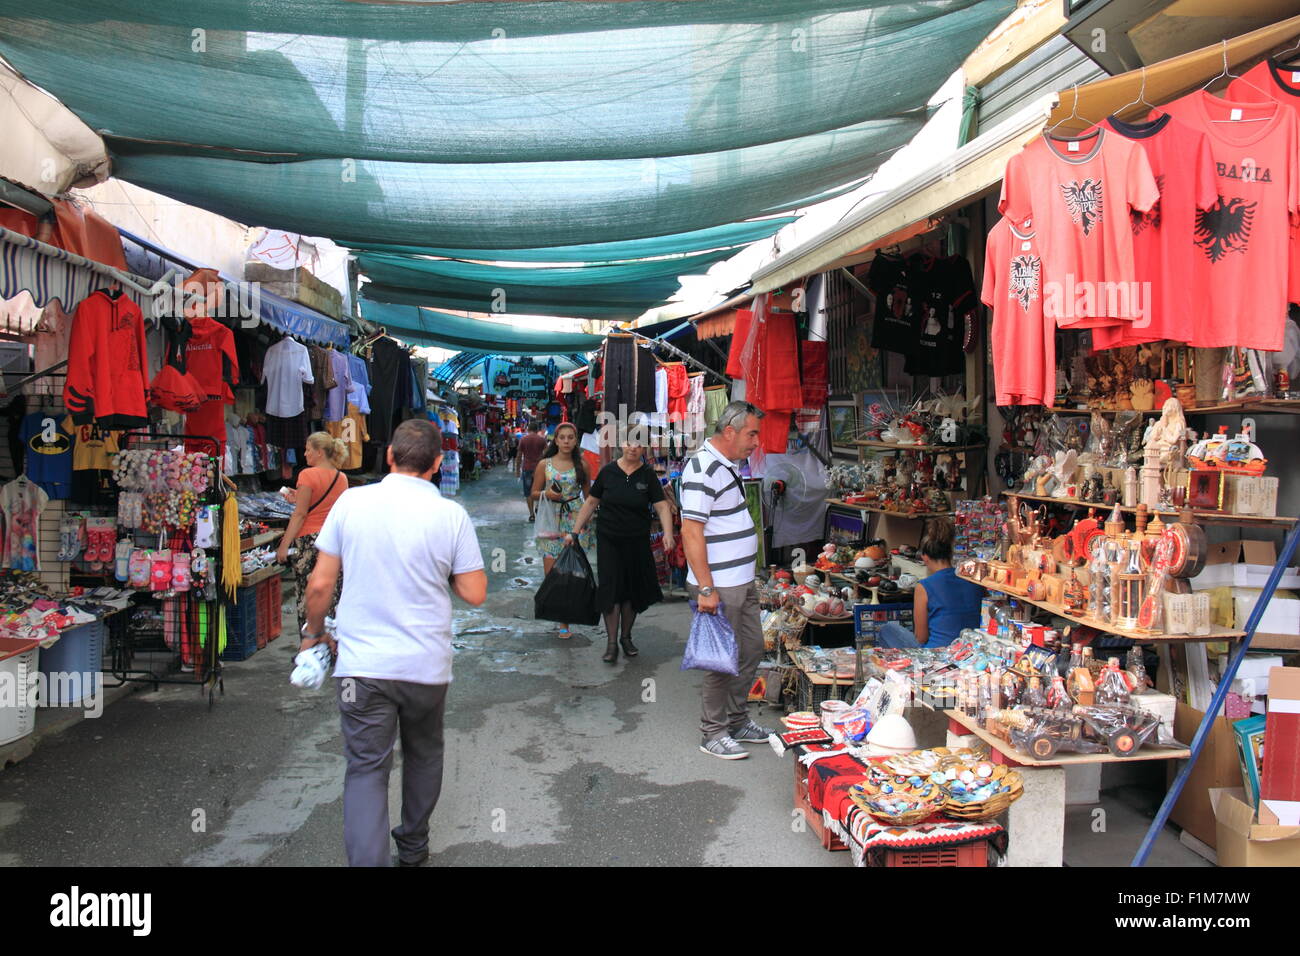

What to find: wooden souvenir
left=1044, top=574, right=1066, bottom=606
left=1068, top=667, right=1096, bottom=706
left=1186, top=470, right=1224, bottom=511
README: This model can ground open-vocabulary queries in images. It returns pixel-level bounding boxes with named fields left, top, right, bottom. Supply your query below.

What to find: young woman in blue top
left=876, top=519, right=984, bottom=649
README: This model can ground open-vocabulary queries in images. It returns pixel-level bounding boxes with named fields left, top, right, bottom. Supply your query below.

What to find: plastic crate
left=0, top=638, right=39, bottom=745
left=222, top=586, right=260, bottom=662
left=38, top=621, right=105, bottom=707
left=877, top=840, right=992, bottom=867
left=263, top=575, right=282, bottom=642
left=853, top=601, right=915, bottom=641
left=794, top=670, right=857, bottom=713
left=253, top=582, right=270, bottom=650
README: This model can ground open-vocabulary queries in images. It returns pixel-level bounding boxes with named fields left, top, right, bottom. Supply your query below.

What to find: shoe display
left=699, top=735, right=749, bottom=760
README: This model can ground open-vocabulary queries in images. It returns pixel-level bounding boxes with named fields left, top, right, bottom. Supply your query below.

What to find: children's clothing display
left=1, top=475, right=49, bottom=571
left=19, top=411, right=73, bottom=500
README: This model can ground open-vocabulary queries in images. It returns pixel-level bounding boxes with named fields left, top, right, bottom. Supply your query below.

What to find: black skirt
left=595, top=531, right=663, bottom=614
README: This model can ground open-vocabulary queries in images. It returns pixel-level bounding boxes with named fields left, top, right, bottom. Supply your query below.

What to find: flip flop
left=557, top=627, right=572, bottom=639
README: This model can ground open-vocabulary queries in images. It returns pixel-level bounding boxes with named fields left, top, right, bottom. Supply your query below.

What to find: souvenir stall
left=744, top=28, right=1300, bottom=868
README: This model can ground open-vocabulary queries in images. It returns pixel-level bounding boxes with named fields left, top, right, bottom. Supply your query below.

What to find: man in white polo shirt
left=302, top=419, right=487, bottom=866
left=680, top=401, right=775, bottom=760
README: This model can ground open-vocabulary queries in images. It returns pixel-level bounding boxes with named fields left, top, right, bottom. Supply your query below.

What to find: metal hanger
left=1200, top=39, right=1275, bottom=118
left=1045, top=82, right=1099, bottom=137
left=1115, top=65, right=1157, bottom=120
left=1277, top=33, right=1300, bottom=65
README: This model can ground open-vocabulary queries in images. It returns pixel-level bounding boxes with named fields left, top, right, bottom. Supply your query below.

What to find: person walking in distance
left=516, top=421, right=548, bottom=523
left=680, top=401, right=774, bottom=760
left=301, top=419, right=487, bottom=867
left=531, top=422, right=593, bottom=639
left=565, top=416, right=674, bottom=664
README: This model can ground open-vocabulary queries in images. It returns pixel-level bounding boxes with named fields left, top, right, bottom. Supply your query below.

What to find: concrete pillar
left=1004, top=765, right=1065, bottom=866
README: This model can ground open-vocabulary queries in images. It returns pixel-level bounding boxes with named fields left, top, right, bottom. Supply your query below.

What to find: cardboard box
left=1233, top=715, right=1266, bottom=809
left=1260, top=666, right=1300, bottom=828
left=1168, top=702, right=1244, bottom=849
left=1211, top=787, right=1300, bottom=866
left=1191, top=540, right=1300, bottom=591
left=1232, top=589, right=1299, bottom=638
left=1222, top=474, right=1279, bottom=517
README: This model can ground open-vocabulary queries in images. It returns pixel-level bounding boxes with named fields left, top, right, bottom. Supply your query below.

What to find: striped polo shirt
left=680, top=439, right=757, bottom=588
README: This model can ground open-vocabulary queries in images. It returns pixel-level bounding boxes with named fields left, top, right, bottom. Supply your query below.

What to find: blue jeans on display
left=876, top=621, right=921, bottom=649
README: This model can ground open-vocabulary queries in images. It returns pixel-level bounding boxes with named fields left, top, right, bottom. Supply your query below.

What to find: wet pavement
left=0, top=465, right=832, bottom=867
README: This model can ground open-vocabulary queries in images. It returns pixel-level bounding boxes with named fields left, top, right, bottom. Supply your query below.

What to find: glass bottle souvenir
left=1096, top=656, right=1132, bottom=707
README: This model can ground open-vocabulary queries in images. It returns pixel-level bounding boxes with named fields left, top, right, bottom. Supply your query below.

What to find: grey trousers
left=688, top=581, right=763, bottom=741
left=336, top=676, right=450, bottom=867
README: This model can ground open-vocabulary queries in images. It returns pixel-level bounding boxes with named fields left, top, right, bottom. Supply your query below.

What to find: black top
left=590, top=461, right=665, bottom=537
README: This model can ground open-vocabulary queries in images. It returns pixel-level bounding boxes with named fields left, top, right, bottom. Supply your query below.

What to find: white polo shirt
left=315, top=473, right=484, bottom=685
left=680, top=439, right=757, bottom=588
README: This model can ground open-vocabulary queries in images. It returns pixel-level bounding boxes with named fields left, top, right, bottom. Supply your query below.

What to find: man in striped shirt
left=681, top=401, right=775, bottom=760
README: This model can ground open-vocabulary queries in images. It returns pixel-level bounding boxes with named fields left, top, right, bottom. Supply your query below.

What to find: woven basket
left=849, top=789, right=940, bottom=826
left=941, top=767, right=1024, bottom=821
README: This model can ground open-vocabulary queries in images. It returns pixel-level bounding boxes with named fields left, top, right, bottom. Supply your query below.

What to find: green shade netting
left=0, top=1, right=1012, bottom=163
left=354, top=247, right=737, bottom=318
left=359, top=299, right=605, bottom=354
left=110, top=116, right=918, bottom=249
left=347, top=218, right=797, bottom=264
left=0, top=0, right=1010, bottom=250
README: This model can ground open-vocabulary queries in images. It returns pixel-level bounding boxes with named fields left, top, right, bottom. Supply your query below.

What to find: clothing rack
left=616, top=328, right=730, bottom=385
left=0, top=225, right=179, bottom=299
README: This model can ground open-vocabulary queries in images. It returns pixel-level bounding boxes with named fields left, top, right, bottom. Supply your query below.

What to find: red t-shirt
left=1090, top=114, right=1217, bottom=351
left=982, top=217, right=1052, bottom=406
left=1159, top=91, right=1300, bottom=351
left=999, top=128, right=1159, bottom=329
left=297, top=466, right=348, bottom=537
left=518, top=433, right=548, bottom=473
left=1229, top=59, right=1300, bottom=305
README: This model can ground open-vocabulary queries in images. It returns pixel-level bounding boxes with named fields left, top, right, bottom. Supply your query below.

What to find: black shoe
left=398, top=852, right=429, bottom=867
left=619, top=634, right=638, bottom=658
left=602, top=638, right=619, bottom=664
left=528, top=515, right=536, bottom=523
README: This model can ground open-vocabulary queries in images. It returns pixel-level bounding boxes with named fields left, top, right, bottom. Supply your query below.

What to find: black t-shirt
left=867, top=253, right=917, bottom=355
left=590, top=461, right=666, bottom=537
left=904, top=254, right=976, bottom=378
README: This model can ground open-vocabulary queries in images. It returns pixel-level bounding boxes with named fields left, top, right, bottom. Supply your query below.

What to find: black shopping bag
left=534, top=542, right=600, bottom=625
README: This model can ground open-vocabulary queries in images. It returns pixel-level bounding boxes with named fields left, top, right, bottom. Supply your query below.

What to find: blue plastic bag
left=681, top=601, right=739, bottom=675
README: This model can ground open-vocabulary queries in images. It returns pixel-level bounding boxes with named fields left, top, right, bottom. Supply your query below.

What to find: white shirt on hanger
left=262, top=338, right=314, bottom=418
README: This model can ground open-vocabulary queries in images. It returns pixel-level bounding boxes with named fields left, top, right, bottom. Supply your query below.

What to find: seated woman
left=876, top=519, right=983, bottom=649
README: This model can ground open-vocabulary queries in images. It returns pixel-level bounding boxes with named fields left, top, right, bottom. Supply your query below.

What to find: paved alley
left=0, top=465, right=832, bottom=867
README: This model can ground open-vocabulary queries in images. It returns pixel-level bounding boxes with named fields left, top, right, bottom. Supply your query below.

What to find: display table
left=944, top=709, right=1190, bottom=866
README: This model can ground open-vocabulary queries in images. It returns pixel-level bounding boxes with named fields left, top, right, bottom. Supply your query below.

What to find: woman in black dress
left=565, top=435, right=675, bottom=664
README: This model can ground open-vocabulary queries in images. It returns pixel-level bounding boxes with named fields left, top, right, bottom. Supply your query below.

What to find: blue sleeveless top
left=920, top=568, right=984, bottom=647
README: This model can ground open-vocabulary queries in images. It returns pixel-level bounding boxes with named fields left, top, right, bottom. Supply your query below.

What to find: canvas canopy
left=0, top=0, right=1013, bottom=250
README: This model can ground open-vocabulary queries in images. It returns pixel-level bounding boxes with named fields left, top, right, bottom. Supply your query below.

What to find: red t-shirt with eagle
left=1159, top=90, right=1300, bottom=352
left=999, top=128, right=1158, bottom=330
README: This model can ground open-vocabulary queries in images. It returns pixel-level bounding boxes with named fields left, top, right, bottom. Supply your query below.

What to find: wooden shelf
left=944, top=710, right=1191, bottom=767
left=1000, top=490, right=1297, bottom=528
left=1048, top=399, right=1300, bottom=417
left=239, top=564, right=284, bottom=588
left=956, top=572, right=1247, bottom=643
left=239, top=531, right=282, bottom=552
left=826, top=499, right=953, bottom=520
left=853, top=440, right=986, bottom=453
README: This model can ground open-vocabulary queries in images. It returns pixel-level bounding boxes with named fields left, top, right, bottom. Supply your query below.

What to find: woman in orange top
left=277, top=432, right=349, bottom=626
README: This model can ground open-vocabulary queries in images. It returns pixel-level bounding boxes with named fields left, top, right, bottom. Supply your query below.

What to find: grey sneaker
left=730, top=719, right=776, bottom=743
left=699, top=735, right=749, bottom=760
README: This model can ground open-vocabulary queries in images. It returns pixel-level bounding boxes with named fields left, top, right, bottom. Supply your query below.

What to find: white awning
left=0, top=59, right=109, bottom=194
